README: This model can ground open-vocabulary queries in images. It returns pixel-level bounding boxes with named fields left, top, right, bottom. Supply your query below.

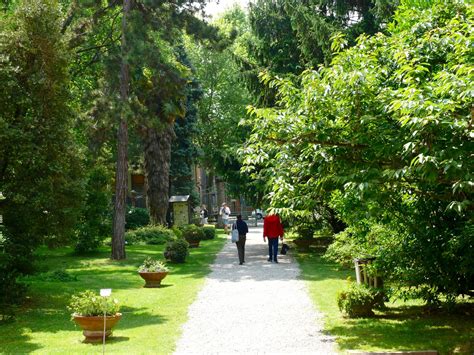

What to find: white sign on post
left=100, top=288, right=112, bottom=297
left=100, top=288, right=112, bottom=354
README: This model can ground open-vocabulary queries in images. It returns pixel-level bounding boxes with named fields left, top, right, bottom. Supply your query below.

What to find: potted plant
left=337, top=283, right=386, bottom=318
left=138, top=257, right=170, bottom=288
left=179, top=224, right=205, bottom=248
left=68, top=290, right=121, bottom=343
left=164, top=238, right=189, bottom=263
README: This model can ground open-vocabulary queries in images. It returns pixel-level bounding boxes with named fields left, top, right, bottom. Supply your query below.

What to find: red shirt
left=263, top=215, right=284, bottom=239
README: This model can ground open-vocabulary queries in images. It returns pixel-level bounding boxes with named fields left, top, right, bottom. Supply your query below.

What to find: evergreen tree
left=0, top=0, right=84, bottom=271
left=169, top=48, right=202, bottom=208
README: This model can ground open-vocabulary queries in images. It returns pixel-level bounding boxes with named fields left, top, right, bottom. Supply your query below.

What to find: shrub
left=74, top=166, right=111, bottom=254
left=138, top=257, right=169, bottom=273
left=125, top=207, right=150, bottom=230
left=179, top=224, right=205, bottom=243
left=67, top=290, right=120, bottom=317
left=324, top=229, right=365, bottom=268
left=125, top=225, right=176, bottom=245
left=0, top=265, right=27, bottom=322
left=294, top=224, right=314, bottom=239
left=24, top=270, right=78, bottom=282
left=164, top=238, right=189, bottom=263
left=202, top=226, right=216, bottom=240
left=337, top=283, right=386, bottom=318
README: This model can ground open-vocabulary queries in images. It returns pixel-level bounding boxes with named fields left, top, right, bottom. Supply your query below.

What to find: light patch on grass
left=0, top=232, right=226, bottom=354
left=296, top=252, right=474, bottom=355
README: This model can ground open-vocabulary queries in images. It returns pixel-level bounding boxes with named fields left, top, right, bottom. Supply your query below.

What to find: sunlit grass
left=296, top=252, right=474, bottom=355
left=0, top=232, right=226, bottom=354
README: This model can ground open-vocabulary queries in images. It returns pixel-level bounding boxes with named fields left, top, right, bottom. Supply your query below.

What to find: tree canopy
left=242, top=0, right=473, bottom=301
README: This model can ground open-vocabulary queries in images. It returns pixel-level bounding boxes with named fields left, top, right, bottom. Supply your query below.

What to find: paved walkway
left=174, top=223, right=336, bottom=354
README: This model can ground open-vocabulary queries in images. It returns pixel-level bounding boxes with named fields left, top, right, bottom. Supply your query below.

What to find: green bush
left=179, top=224, right=205, bottom=243
left=25, top=270, right=78, bottom=282
left=125, top=207, right=150, bottom=230
left=125, top=225, right=175, bottom=245
left=202, top=226, right=216, bottom=240
left=164, top=238, right=189, bottom=263
left=0, top=265, right=27, bottom=322
left=67, top=290, right=120, bottom=317
left=337, top=283, right=386, bottom=318
left=294, top=224, right=314, bottom=239
left=74, top=166, right=111, bottom=254
left=324, top=228, right=365, bottom=268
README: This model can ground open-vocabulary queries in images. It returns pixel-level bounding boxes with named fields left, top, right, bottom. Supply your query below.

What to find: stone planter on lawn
left=73, top=313, right=122, bottom=343
left=139, top=271, right=168, bottom=288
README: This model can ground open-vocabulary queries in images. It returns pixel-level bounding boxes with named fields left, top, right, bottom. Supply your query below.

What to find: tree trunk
left=143, top=124, right=175, bottom=225
left=111, top=0, right=130, bottom=260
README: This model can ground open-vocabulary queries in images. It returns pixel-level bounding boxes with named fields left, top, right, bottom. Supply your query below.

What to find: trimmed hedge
left=125, top=207, right=150, bottom=230
left=125, top=225, right=176, bottom=245
left=202, top=226, right=216, bottom=240
left=179, top=224, right=205, bottom=243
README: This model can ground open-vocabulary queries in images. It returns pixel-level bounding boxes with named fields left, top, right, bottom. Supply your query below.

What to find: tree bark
left=143, top=123, right=175, bottom=225
left=111, top=0, right=130, bottom=260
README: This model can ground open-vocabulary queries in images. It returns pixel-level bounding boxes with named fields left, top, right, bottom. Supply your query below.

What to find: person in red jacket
left=263, top=214, right=284, bottom=263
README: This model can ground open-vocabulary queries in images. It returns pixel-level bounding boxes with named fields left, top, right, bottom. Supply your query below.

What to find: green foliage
left=185, top=11, right=260, bottom=205
left=26, top=270, right=78, bottom=283
left=179, top=224, right=205, bottom=243
left=242, top=1, right=473, bottom=301
left=138, top=257, right=169, bottom=273
left=164, top=238, right=189, bottom=263
left=202, top=226, right=216, bottom=240
left=169, top=48, right=202, bottom=208
left=324, top=229, right=366, bottom=268
left=337, top=283, right=386, bottom=318
left=126, top=207, right=150, bottom=230
left=67, top=290, right=120, bottom=317
left=0, top=0, right=85, bottom=272
left=298, top=253, right=474, bottom=353
left=125, top=225, right=176, bottom=246
left=75, top=166, right=112, bottom=253
left=0, top=265, right=27, bottom=322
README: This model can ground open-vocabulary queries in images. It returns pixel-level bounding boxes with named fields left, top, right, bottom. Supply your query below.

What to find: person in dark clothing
left=234, top=215, right=248, bottom=265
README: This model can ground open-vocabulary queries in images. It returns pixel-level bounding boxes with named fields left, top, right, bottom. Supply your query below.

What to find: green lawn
left=0, top=233, right=226, bottom=354
left=296, top=252, right=474, bottom=355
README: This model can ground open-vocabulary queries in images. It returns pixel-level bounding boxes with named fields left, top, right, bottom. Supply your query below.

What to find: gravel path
left=174, top=223, right=336, bottom=354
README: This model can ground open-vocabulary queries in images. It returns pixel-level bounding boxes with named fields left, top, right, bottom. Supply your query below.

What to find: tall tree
left=111, top=0, right=130, bottom=260
left=124, top=1, right=216, bottom=225
left=169, top=48, right=202, bottom=207
left=0, top=0, right=84, bottom=271
left=186, top=8, right=260, bottom=206
left=242, top=0, right=473, bottom=301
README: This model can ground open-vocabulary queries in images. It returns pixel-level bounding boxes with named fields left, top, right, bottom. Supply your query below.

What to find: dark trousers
left=268, top=238, right=279, bottom=261
left=236, top=235, right=246, bottom=263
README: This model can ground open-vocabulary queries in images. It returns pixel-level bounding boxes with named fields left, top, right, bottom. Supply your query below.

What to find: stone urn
left=73, top=313, right=122, bottom=343
left=139, top=271, right=168, bottom=288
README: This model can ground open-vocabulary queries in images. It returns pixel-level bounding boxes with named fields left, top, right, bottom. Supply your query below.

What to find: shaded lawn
left=296, top=252, right=474, bottom=355
left=0, top=233, right=226, bottom=354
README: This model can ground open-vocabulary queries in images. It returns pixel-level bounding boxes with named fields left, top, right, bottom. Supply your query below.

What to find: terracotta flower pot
left=73, top=313, right=122, bottom=343
left=139, top=271, right=168, bottom=288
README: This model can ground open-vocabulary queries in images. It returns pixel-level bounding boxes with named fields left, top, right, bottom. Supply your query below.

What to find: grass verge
left=0, top=232, right=226, bottom=354
left=296, top=251, right=474, bottom=355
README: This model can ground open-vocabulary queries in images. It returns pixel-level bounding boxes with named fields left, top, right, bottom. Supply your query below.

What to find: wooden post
left=354, top=259, right=362, bottom=284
